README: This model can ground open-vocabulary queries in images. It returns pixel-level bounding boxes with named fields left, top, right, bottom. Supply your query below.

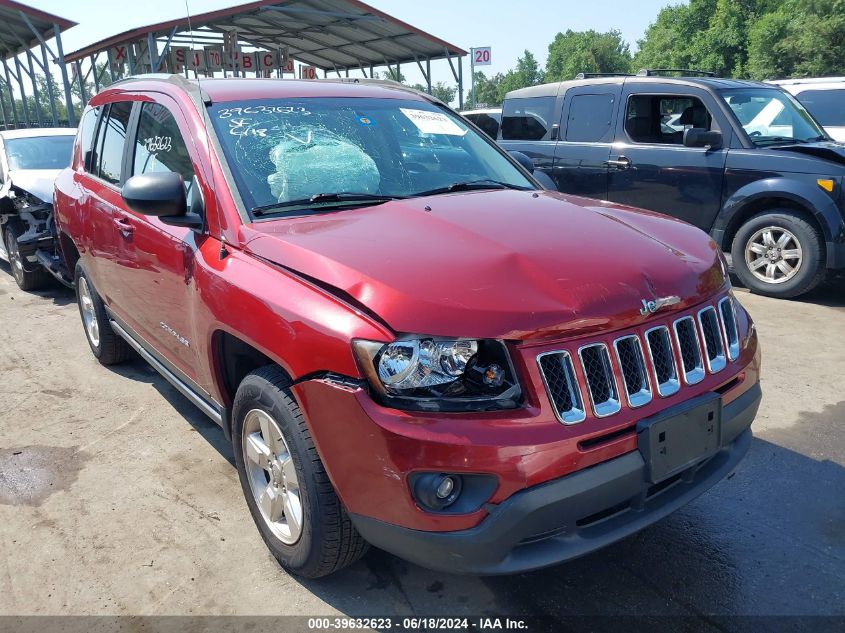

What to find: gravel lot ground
left=0, top=264, right=843, bottom=631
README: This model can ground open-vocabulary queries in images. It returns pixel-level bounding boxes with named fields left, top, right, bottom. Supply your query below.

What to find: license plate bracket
left=637, top=393, right=722, bottom=484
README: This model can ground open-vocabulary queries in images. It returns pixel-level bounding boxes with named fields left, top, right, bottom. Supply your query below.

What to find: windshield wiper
left=252, top=192, right=405, bottom=217
left=411, top=179, right=534, bottom=198
left=756, top=136, right=808, bottom=146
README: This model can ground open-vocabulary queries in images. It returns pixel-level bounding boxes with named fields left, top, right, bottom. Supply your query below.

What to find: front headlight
left=352, top=337, right=522, bottom=411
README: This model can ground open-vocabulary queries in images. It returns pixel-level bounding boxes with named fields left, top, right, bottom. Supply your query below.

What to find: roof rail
left=636, top=68, right=717, bottom=77
left=575, top=72, right=633, bottom=79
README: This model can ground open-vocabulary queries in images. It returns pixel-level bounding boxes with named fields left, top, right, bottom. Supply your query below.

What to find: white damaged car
left=0, top=128, right=75, bottom=290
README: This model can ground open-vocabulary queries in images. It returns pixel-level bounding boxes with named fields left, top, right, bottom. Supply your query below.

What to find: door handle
left=112, top=217, right=134, bottom=237
left=605, top=156, right=631, bottom=170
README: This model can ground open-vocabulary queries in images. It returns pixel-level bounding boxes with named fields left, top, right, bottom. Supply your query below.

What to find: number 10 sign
left=471, top=47, right=492, bottom=66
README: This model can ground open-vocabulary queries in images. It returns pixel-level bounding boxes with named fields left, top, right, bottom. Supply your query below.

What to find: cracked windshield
left=208, top=97, right=533, bottom=215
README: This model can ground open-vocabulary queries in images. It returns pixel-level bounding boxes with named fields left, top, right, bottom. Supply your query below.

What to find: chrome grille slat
left=645, top=326, right=680, bottom=397
left=718, top=296, right=740, bottom=361
left=537, top=351, right=586, bottom=424
left=536, top=299, right=739, bottom=420
left=578, top=343, right=621, bottom=417
left=673, top=316, right=705, bottom=385
left=698, top=306, right=726, bottom=373
left=613, top=335, right=652, bottom=408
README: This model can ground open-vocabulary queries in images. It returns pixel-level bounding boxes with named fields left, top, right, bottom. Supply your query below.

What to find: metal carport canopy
left=64, top=0, right=467, bottom=71
left=0, top=0, right=76, bottom=61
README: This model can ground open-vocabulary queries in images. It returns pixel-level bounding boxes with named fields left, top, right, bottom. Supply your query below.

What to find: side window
left=96, top=101, right=133, bottom=185
left=466, top=113, right=500, bottom=139
left=565, top=94, right=615, bottom=142
left=625, top=95, right=713, bottom=145
left=77, top=106, right=100, bottom=172
left=796, top=89, right=845, bottom=127
left=131, top=102, right=195, bottom=189
left=501, top=97, right=556, bottom=141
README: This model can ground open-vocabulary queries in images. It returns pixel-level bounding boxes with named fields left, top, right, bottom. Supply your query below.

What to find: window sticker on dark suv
left=500, top=96, right=555, bottom=141
left=565, top=94, right=615, bottom=143
left=96, top=101, right=133, bottom=185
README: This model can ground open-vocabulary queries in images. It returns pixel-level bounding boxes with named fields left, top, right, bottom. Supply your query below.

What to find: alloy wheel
left=242, top=408, right=303, bottom=545
left=744, top=226, right=803, bottom=284
left=5, top=230, right=24, bottom=286
left=78, top=277, right=101, bottom=347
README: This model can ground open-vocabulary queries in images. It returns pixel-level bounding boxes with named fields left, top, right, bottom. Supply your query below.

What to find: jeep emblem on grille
left=640, top=295, right=681, bottom=316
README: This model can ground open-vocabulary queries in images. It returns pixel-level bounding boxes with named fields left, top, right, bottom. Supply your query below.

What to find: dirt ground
left=0, top=263, right=843, bottom=628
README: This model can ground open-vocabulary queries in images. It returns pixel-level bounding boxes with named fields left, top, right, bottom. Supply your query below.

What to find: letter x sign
left=113, top=45, right=128, bottom=65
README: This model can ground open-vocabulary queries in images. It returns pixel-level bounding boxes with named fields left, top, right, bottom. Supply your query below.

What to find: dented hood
left=241, top=190, right=727, bottom=342
left=7, top=169, right=61, bottom=203
left=771, top=140, right=845, bottom=165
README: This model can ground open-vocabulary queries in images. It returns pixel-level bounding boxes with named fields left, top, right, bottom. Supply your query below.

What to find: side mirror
left=509, top=150, right=535, bottom=173
left=683, top=128, right=723, bottom=149
left=122, top=172, right=187, bottom=217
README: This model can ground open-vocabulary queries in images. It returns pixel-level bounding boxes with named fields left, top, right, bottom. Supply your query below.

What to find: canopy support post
left=54, top=23, right=76, bottom=126
left=43, top=43, right=59, bottom=124
left=2, top=61, right=19, bottom=128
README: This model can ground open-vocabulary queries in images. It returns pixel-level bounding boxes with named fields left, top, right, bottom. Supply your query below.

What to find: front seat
left=679, top=104, right=711, bottom=129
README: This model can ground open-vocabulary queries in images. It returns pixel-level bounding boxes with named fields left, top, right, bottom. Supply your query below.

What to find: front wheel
left=3, top=225, right=51, bottom=291
left=731, top=210, right=826, bottom=299
left=233, top=366, right=368, bottom=578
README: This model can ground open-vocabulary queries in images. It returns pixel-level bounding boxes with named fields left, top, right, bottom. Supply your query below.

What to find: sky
left=27, top=0, right=672, bottom=95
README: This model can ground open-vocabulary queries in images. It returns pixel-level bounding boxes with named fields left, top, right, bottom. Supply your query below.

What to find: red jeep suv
left=53, top=75, right=761, bottom=578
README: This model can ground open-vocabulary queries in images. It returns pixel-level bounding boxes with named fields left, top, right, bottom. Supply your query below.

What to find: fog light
left=412, top=472, right=462, bottom=510
left=436, top=476, right=455, bottom=499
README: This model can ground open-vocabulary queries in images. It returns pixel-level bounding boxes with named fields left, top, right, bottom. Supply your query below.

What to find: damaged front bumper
left=349, top=383, right=760, bottom=575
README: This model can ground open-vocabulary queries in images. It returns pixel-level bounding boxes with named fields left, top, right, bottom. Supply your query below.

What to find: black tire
left=731, top=209, right=827, bottom=299
left=3, top=224, right=52, bottom=291
left=74, top=262, right=132, bottom=365
left=233, top=365, right=368, bottom=578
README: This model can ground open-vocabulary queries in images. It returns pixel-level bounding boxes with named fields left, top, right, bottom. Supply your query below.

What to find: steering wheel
left=749, top=131, right=762, bottom=137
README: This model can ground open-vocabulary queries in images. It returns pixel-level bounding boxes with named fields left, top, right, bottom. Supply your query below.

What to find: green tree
left=635, top=0, right=845, bottom=80
left=687, top=0, right=755, bottom=76
left=466, top=71, right=504, bottom=107
left=633, top=3, right=701, bottom=72
left=545, top=29, right=632, bottom=82
left=747, top=0, right=845, bottom=79
left=500, top=50, right=544, bottom=95
left=430, top=81, right=456, bottom=104
left=408, top=80, right=456, bottom=104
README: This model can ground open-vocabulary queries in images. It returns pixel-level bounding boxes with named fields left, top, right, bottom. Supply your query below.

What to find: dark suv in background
left=498, top=70, right=845, bottom=299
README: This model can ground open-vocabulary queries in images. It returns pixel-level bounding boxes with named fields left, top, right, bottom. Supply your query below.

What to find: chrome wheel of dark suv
left=744, top=226, right=803, bottom=284
left=732, top=209, right=826, bottom=299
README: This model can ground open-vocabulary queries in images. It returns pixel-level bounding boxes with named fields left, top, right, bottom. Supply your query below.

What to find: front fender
left=192, top=239, right=394, bottom=405
left=712, top=176, right=845, bottom=252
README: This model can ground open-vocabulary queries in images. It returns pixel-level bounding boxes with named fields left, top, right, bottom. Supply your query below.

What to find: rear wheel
left=731, top=210, right=826, bottom=299
left=233, top=366, right=368, bottom=578
left=3, top=225, right=51, bottom=291
left=74, top=262, right=132, bottom=365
